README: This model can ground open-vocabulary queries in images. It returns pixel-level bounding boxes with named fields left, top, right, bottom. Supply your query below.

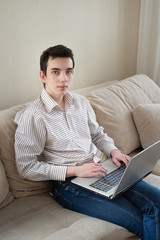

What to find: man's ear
left=40, top=71, right=46, bottom=84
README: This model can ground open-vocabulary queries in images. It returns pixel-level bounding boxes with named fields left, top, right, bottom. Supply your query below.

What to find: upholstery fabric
left=132, top=103, right=160, bottom=149
left=0, top=173, right=159, bottom=240
left=0, top=193, right=138, bottom=240
left=0, top=157, right=14, bottom=208
left=86, top=75, right=160, bottom=154
left=0, top=104, right=51, bottom=198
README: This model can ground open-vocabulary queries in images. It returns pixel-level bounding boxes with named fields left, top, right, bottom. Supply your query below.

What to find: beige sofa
left=1, top=74, right=160, bottom=240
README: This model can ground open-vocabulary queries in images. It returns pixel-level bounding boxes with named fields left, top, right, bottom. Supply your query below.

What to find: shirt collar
left=41, top=88, right=74, bottom=113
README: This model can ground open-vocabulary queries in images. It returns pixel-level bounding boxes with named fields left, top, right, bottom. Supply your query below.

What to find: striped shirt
left=14, top=89, right=117, bottom=181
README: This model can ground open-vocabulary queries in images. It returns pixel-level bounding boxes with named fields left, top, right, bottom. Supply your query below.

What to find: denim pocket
left=64, top=185, right=81, bottom=196
left=51, top=188, right=73, bottom=210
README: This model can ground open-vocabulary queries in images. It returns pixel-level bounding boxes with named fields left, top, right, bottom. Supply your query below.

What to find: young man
left=14, top=45, right=160, bottom=240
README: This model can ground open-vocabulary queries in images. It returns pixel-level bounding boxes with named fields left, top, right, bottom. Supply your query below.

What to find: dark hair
left=40, top=45, right=75, bottom=76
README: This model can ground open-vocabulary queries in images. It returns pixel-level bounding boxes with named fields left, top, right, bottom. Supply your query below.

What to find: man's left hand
left=110, top=149, right=131, bottom=167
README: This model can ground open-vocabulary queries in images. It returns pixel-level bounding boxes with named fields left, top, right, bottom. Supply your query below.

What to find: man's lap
left=51, top=180, right=144, bottom=237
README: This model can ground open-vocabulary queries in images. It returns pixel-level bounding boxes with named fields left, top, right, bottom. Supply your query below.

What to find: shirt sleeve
left=14, top=110, right=67, bottom=181
left=86, top=107, right=118, bottom=157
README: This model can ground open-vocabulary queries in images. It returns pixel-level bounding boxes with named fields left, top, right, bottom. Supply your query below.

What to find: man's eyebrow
left=66, top=68, right=74, bottom=71
left=50, top=67, right=74, bottom=71
left=50, top=68, right=60, bottom=71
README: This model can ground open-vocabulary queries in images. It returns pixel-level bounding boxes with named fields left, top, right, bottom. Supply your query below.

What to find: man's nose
left=60, top=72, right=67, bottom=82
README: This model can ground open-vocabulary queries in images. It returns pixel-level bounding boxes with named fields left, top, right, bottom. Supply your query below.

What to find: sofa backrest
left=84, top=74, right=160, bottom=154
left=0, top=104, right=52, bottom=199
left=0, top=154, right=14, bottom=208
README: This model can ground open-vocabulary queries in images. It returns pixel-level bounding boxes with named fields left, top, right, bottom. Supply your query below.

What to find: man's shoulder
left=69, top=92, right=86, bottom=103
left=23, top=97, right=44, bottom=115
left=14, top=97, right=44, bottom=124
left=70, top=92, right=90, bottom=107
left=28, top=97, right=44, bottom=112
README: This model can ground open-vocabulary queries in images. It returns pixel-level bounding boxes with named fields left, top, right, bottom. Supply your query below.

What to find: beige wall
left=0, top=0, right=140, bottom=109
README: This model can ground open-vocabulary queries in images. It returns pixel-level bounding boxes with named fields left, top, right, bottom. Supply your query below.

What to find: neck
left=56, top=98, right=65, bottom=109
left=44, top=88, right=66, bottom=109
left=51, top=94, right=65, bottom=109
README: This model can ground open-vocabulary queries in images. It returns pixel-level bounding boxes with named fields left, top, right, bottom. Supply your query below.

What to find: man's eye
left=53, top=71, right=58, bottom=74
left=67, top=71, right=73, bottom=75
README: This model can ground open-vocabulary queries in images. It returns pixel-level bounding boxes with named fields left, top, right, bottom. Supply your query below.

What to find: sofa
left=0, top=74, right=160, bottom=240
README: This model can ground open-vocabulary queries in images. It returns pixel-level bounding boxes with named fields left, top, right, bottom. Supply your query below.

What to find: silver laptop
left=71, top=140, right=160, bottom=199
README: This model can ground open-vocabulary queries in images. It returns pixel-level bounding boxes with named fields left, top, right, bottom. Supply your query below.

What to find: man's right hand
left=66, top=163, right=107, bottom=178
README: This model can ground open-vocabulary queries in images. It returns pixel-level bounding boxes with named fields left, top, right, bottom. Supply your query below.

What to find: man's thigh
left=52, top=181, right=143, bottom=237
left=124, top=180, right=160, bottom=209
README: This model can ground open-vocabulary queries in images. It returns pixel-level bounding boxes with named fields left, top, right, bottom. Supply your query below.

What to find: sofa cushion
left=132, top=104, right=160, bottom=149
left=1, top=172, right=160, bottom=240
left=86, top=75, right=160, bottom=154
left=0, top=155, right=14, bottom=208
left=132, top=103, right=160, bottom=176
left=0, top=104, right=51, bottom=198
left=0, top=193, right=137, bottom=240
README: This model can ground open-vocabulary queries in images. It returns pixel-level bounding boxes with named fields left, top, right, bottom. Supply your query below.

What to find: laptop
left=71, top=140, right=160, bottom=199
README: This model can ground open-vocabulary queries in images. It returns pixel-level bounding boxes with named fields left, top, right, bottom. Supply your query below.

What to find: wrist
left=110, top=149, right=120, bottom=157
left=66, top=166, right=77, bottom=178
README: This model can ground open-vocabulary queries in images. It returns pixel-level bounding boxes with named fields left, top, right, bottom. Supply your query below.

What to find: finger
left=123, top=155, right=131, bottom=165
left=93, top=163, right=102, bottom=166
left=126, top=155, right=131, bottom=161
left=120, top=157, right=129, bottom=166
left=97, top=171, right=107, bottom=177
left=121, top=155, right=131, bottom=166
left=93, top=164, right=107, bottom=175
left=94, top=168, right=107, bottom=177
left=93, top=163, right=105, bottom=170
left=112, top=158, right=121, bottom=167
left=95, top=167, right=107, bottom=175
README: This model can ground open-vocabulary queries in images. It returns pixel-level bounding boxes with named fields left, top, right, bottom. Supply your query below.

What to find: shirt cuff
left=50, top=165, right=67, bottom=181
left=102, top=144, right=118, bottom=158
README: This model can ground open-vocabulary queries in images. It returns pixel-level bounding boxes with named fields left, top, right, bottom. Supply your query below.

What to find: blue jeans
left=51, top=179, right=160, bottom=240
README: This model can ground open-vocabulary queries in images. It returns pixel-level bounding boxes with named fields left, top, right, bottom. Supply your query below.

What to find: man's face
left=40, top=57, right=74, bottom=100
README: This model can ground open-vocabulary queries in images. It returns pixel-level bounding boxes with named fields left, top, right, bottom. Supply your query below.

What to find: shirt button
left=86, top=151, right=90, bottom=154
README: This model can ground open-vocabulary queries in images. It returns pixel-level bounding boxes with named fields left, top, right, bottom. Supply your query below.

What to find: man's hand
left=110, top=149, right=131, bottom=167
left=66, top=150, right=130, bottom=179
left=66, top=163, right=107, bottom=178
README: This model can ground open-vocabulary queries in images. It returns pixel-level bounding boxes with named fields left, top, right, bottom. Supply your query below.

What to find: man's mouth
left=58, top=86, right=68, bottom=90
left=57, top=86, right=68, bottom=89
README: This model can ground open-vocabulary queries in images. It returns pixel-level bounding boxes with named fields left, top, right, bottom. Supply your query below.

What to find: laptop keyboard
left=90, top=164, right=126, bottom=192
